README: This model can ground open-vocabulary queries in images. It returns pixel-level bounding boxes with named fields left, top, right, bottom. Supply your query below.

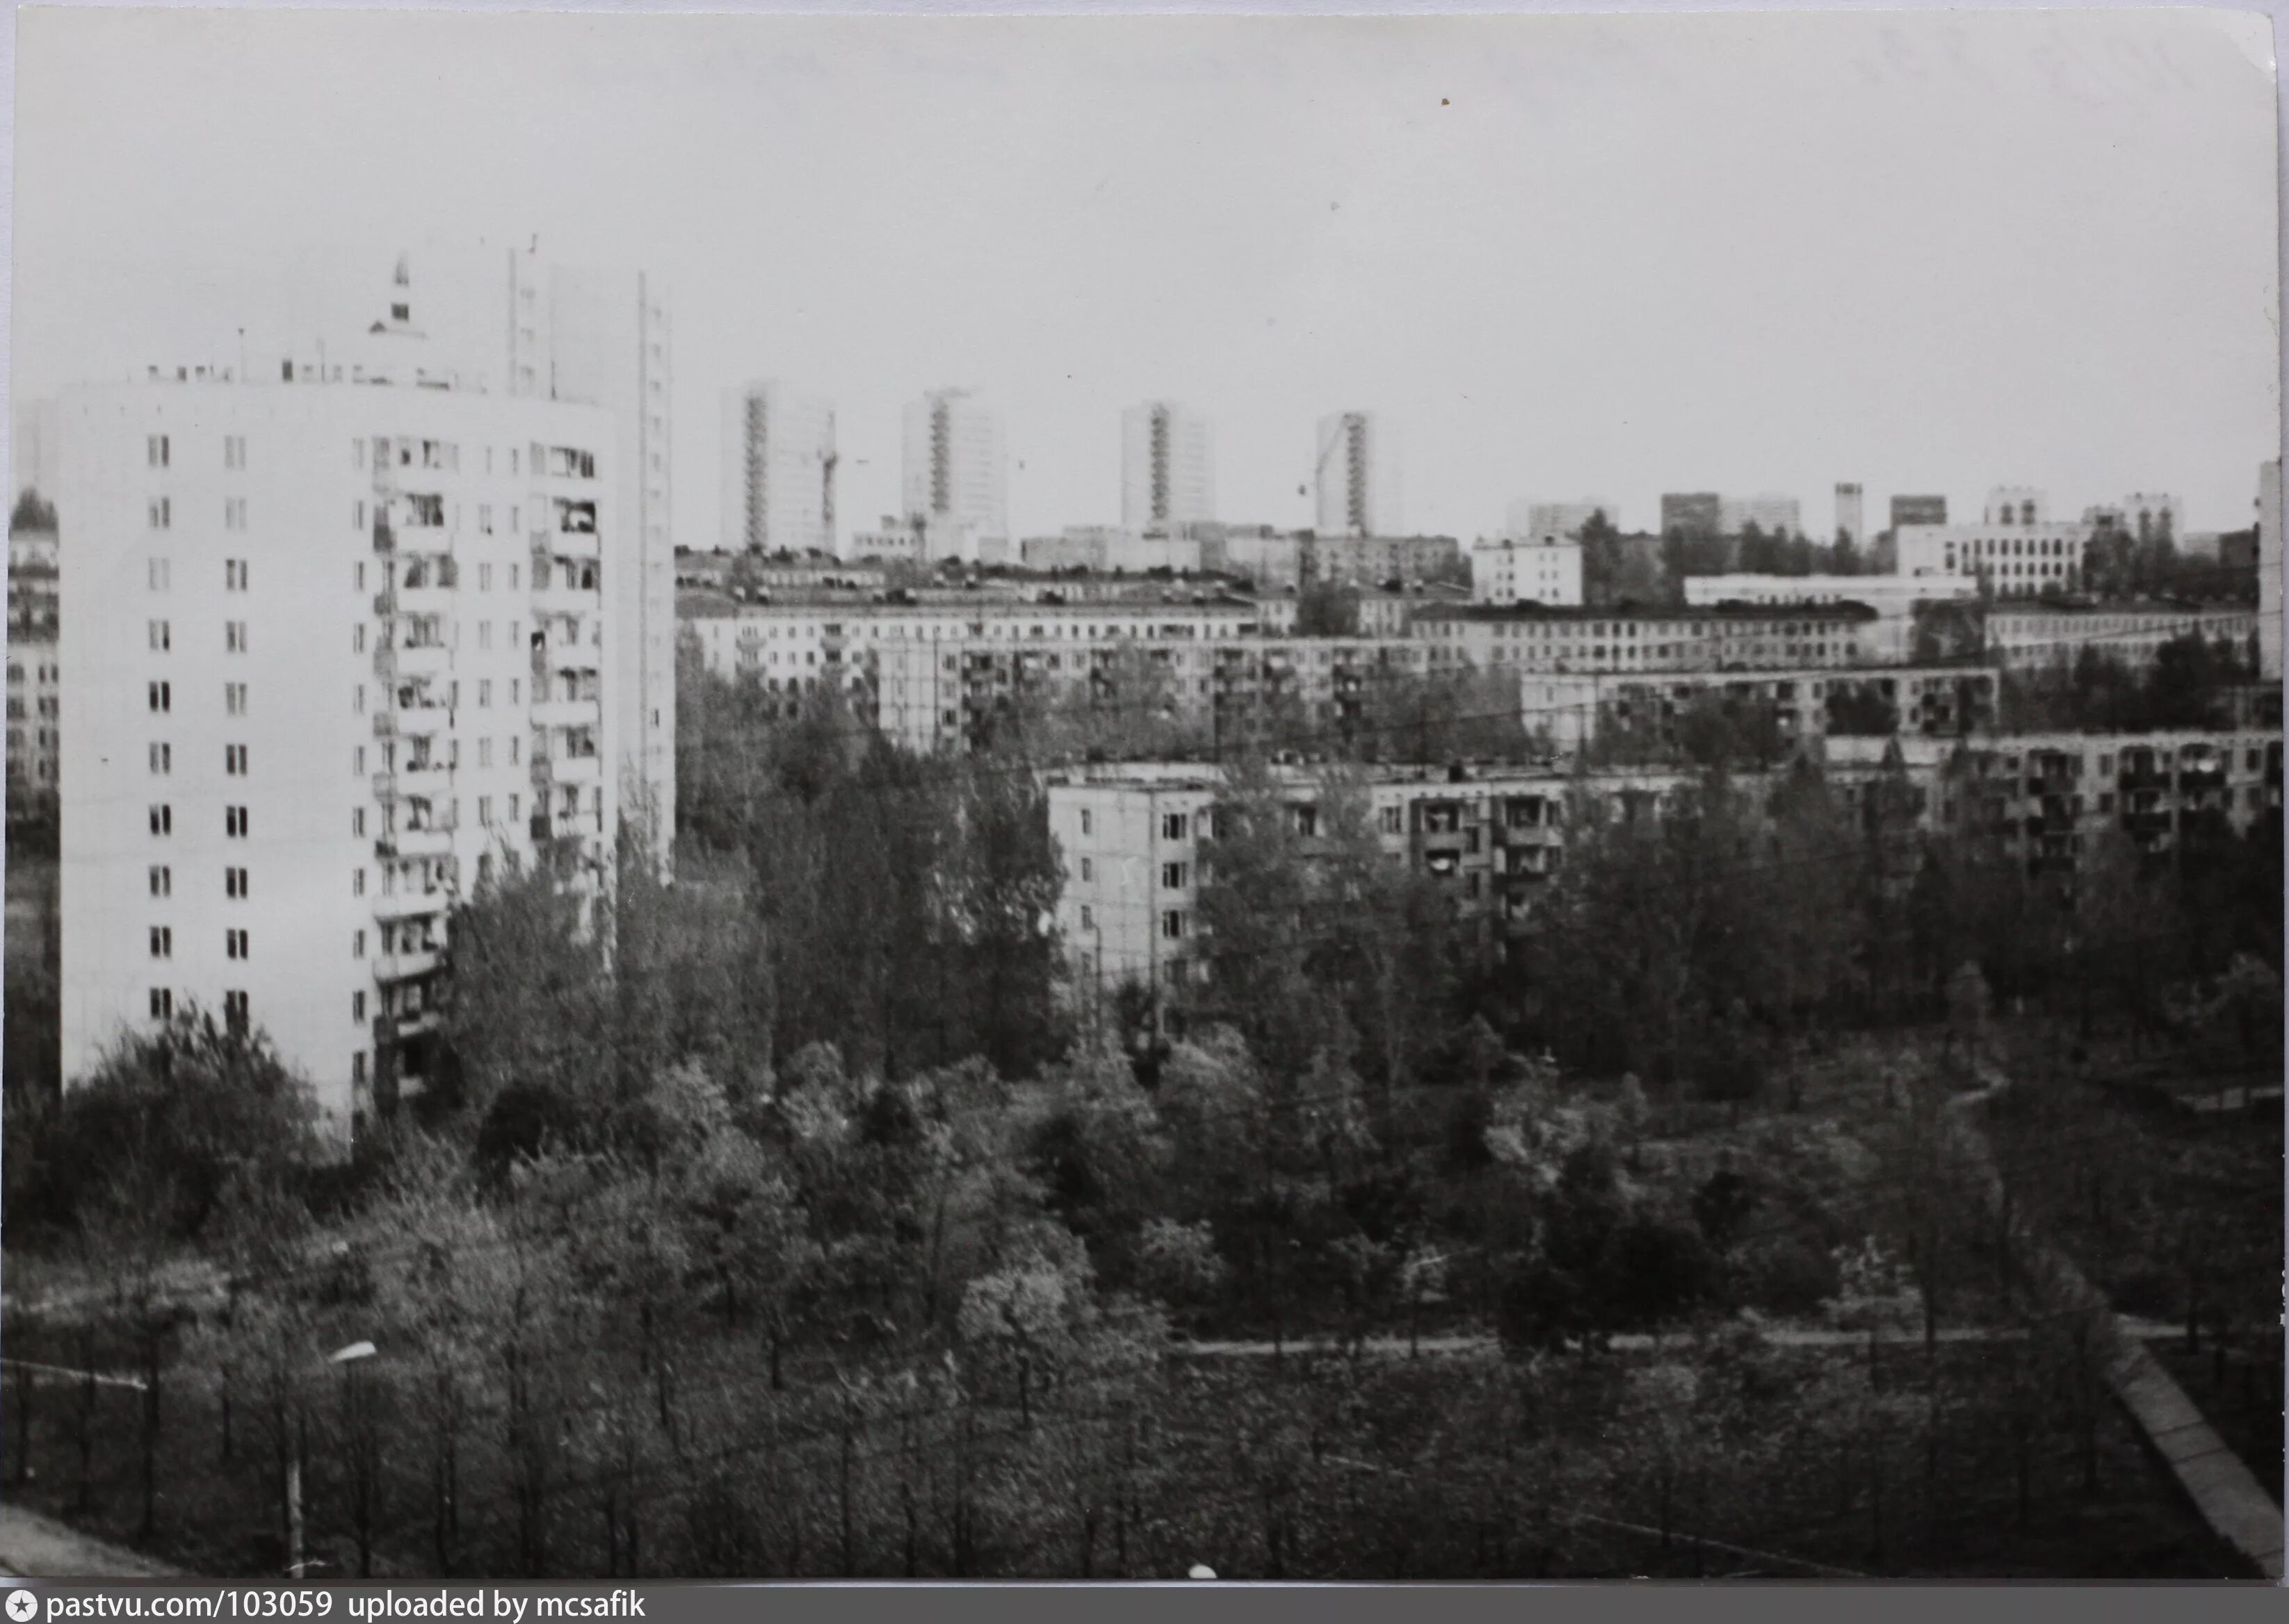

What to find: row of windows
left=147, top=498, right=250, bottom=532
left=353, top=439, right=597, bottom=480
left=145, top=435, right=245, bottom=471
left=147, top=988, right=250, bottom=1029
left=145, top=804, right=250, bottom=837
left=146, top=621, right=249, bottom=652
left=145, top=741, right=249, bottom=775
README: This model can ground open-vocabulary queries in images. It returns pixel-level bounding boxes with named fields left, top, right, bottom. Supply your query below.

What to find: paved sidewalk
left=1946, top=1066, right=2284, bottom=1581
left=0, top=1504, right=187, bottom=1579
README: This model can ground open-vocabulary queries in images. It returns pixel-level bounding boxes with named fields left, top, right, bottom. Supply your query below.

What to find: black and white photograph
left=0, top=4, right=2282, bottom=1585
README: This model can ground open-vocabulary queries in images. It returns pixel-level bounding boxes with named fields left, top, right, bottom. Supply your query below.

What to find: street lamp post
left=286, top=1340, right=378, bottom=1580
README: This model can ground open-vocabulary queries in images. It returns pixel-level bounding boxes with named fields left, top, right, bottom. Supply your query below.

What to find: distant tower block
left=1835, top=482, right=1864, bottom=547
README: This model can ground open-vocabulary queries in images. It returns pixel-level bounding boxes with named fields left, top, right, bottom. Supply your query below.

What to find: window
left=224, top=435, right=246, bottom=471
left=149, top=989, right=173, bottom=1021
left=149, top=742, right=170, bottom=775
left=226, top=622, right=248, bottom=653
left=478, top=679, right=492, bottom=708
left=1161, top=910, right=1188, bottom=941
left=479, top=562, right=494, bottom=591
left=1161, top=812, right=1188, bottom=841
left=1078, top=856, right=1093, bottom=882
left=223, top=991, right=249, bottom=1036
left=225, top=867, right=248, bottom=899
left=478, top=796, right=494, bottom=828
left=225, top=682, right=248, bottom=716
left=353, top=807, right=366, bottom=837
left=148, top=866, right=170, bottom=898
left=147, top=558, right=171, bottom=591
left=149, top=925, right=172, bottom=959
left=353, top=624, right=366, bottom=656
left=225, top=743, right=248, bottom=775
left=225, top=559, right=248, bottom=591
left=148, top=619, right=171, bottom=652
left=226, top=928, right=248, bottom=960
left=508, top=792, right=521, bottom=822
left=353, top=929, right=366, bottom=959
left=1162, top=862, right=1190, bottom=889
left=148, top=681, right=171, bottom=713
left=224, top=498, right=248, bottom=531
left=225, top=805, right=248, bottom=838
left=478, top=622, right=492, bottom=651
left=1078, top=809, right=1093, bottom=837
left=148, top=498, right=172, bottom=530
left=147, top=435, right=170, bottom=469
left=353, top=867, right=365, bottom=898
left=356, top=562, right=367, bottom=593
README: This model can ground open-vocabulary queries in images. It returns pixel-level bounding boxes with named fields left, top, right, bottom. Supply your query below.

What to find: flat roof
left=1417, top=601, right=1880, bottom=624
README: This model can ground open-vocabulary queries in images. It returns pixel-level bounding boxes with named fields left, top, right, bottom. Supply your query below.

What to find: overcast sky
left=13, top=8, right=2281, bottom=540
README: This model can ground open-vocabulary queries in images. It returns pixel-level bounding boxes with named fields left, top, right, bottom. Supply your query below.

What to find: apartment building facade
left=8, top=521, right=60, bottom=813
left=1982, top=601, right=2261, bottom=671
left=1516, top=664, right=1999, bottom=749
left=720, top=380, right=838, bottom=557
left=1469, top=537, right=1585, bottom=606
left=1416, top=601, right=1885, bottom=677
left=1942, top=729, right=2281, bottom=873
left=903, top=389, right=1008, bottom=560
left=1122, top=401, right=1215, bottom=531
left=1314, top=412, right=1401, bottom=538
left=1682, top=572, right=1974, bottom=662
left=1894, top=486, right=2084, bottom=597
left=1048, top=753, right=1952, bottom=1007
left=57, top=373, right=622, bottom=1135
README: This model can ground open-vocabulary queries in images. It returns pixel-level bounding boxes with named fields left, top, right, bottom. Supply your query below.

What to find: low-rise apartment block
left=1983, top=601, right=2260, bottom=670
left=1416, top=601, right=1885, bottom=676
left=1517, top=665, right=1998, bottom=749
left=1942, top=729, right=2281, bottom=871
left=1049, top=752, right=1950, bottom=1006
left=1469, top=537, right=1585, bottom=606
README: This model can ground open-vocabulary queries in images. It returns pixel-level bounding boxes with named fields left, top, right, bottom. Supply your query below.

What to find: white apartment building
left=58, top=358, right=622, bottom=1138
left=903, top=389, right=1008, bottom=560
left=2081, top=492, right=2181, bottom=546
left=1122, top=401, right=1215, bottom=532
left=516, top=254, right=677, bottom=859
left=1314, top=412, right=1402, bottom=538
left=1894, top=484, right=2082, bottom=598
left=1515, top=665, right=1998, bottom=749
left=2258, top=460, right=2281, bottom=680
left=1469, top=537, right=1585, bottom=606
left=1418, top=602, right=1884, bottom=679
left=13, top=397, right=61, bottom=501
left=720, top=380, right=838, bottom=558
left=1718, top=494, right=1802, bottom=537
left=1834, top=484, right=1864, bottom=547
left=1982, top=601, right=2261, bottom=671
left=1682, top=572, right=1973, bottom=661
left=1503, top=498, right=1615, bottom=544
left=1021, top=526, right=1204, bottom=575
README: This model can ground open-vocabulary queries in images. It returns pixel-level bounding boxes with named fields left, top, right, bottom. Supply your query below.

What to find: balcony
left=544, top=525, right=601, bottom=561
left=388, top=704, right=451, bottom=738
left=373, top=886, right=453, bottom=923
left=377, top=642, right=451, bottom=680
left=530, top=695, right=596, bottom=729
left=542, top=752, right=601, bottom=786
left=375, top=945, right=443, bottom=982
left=380, top=824, right=455, bottom=859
